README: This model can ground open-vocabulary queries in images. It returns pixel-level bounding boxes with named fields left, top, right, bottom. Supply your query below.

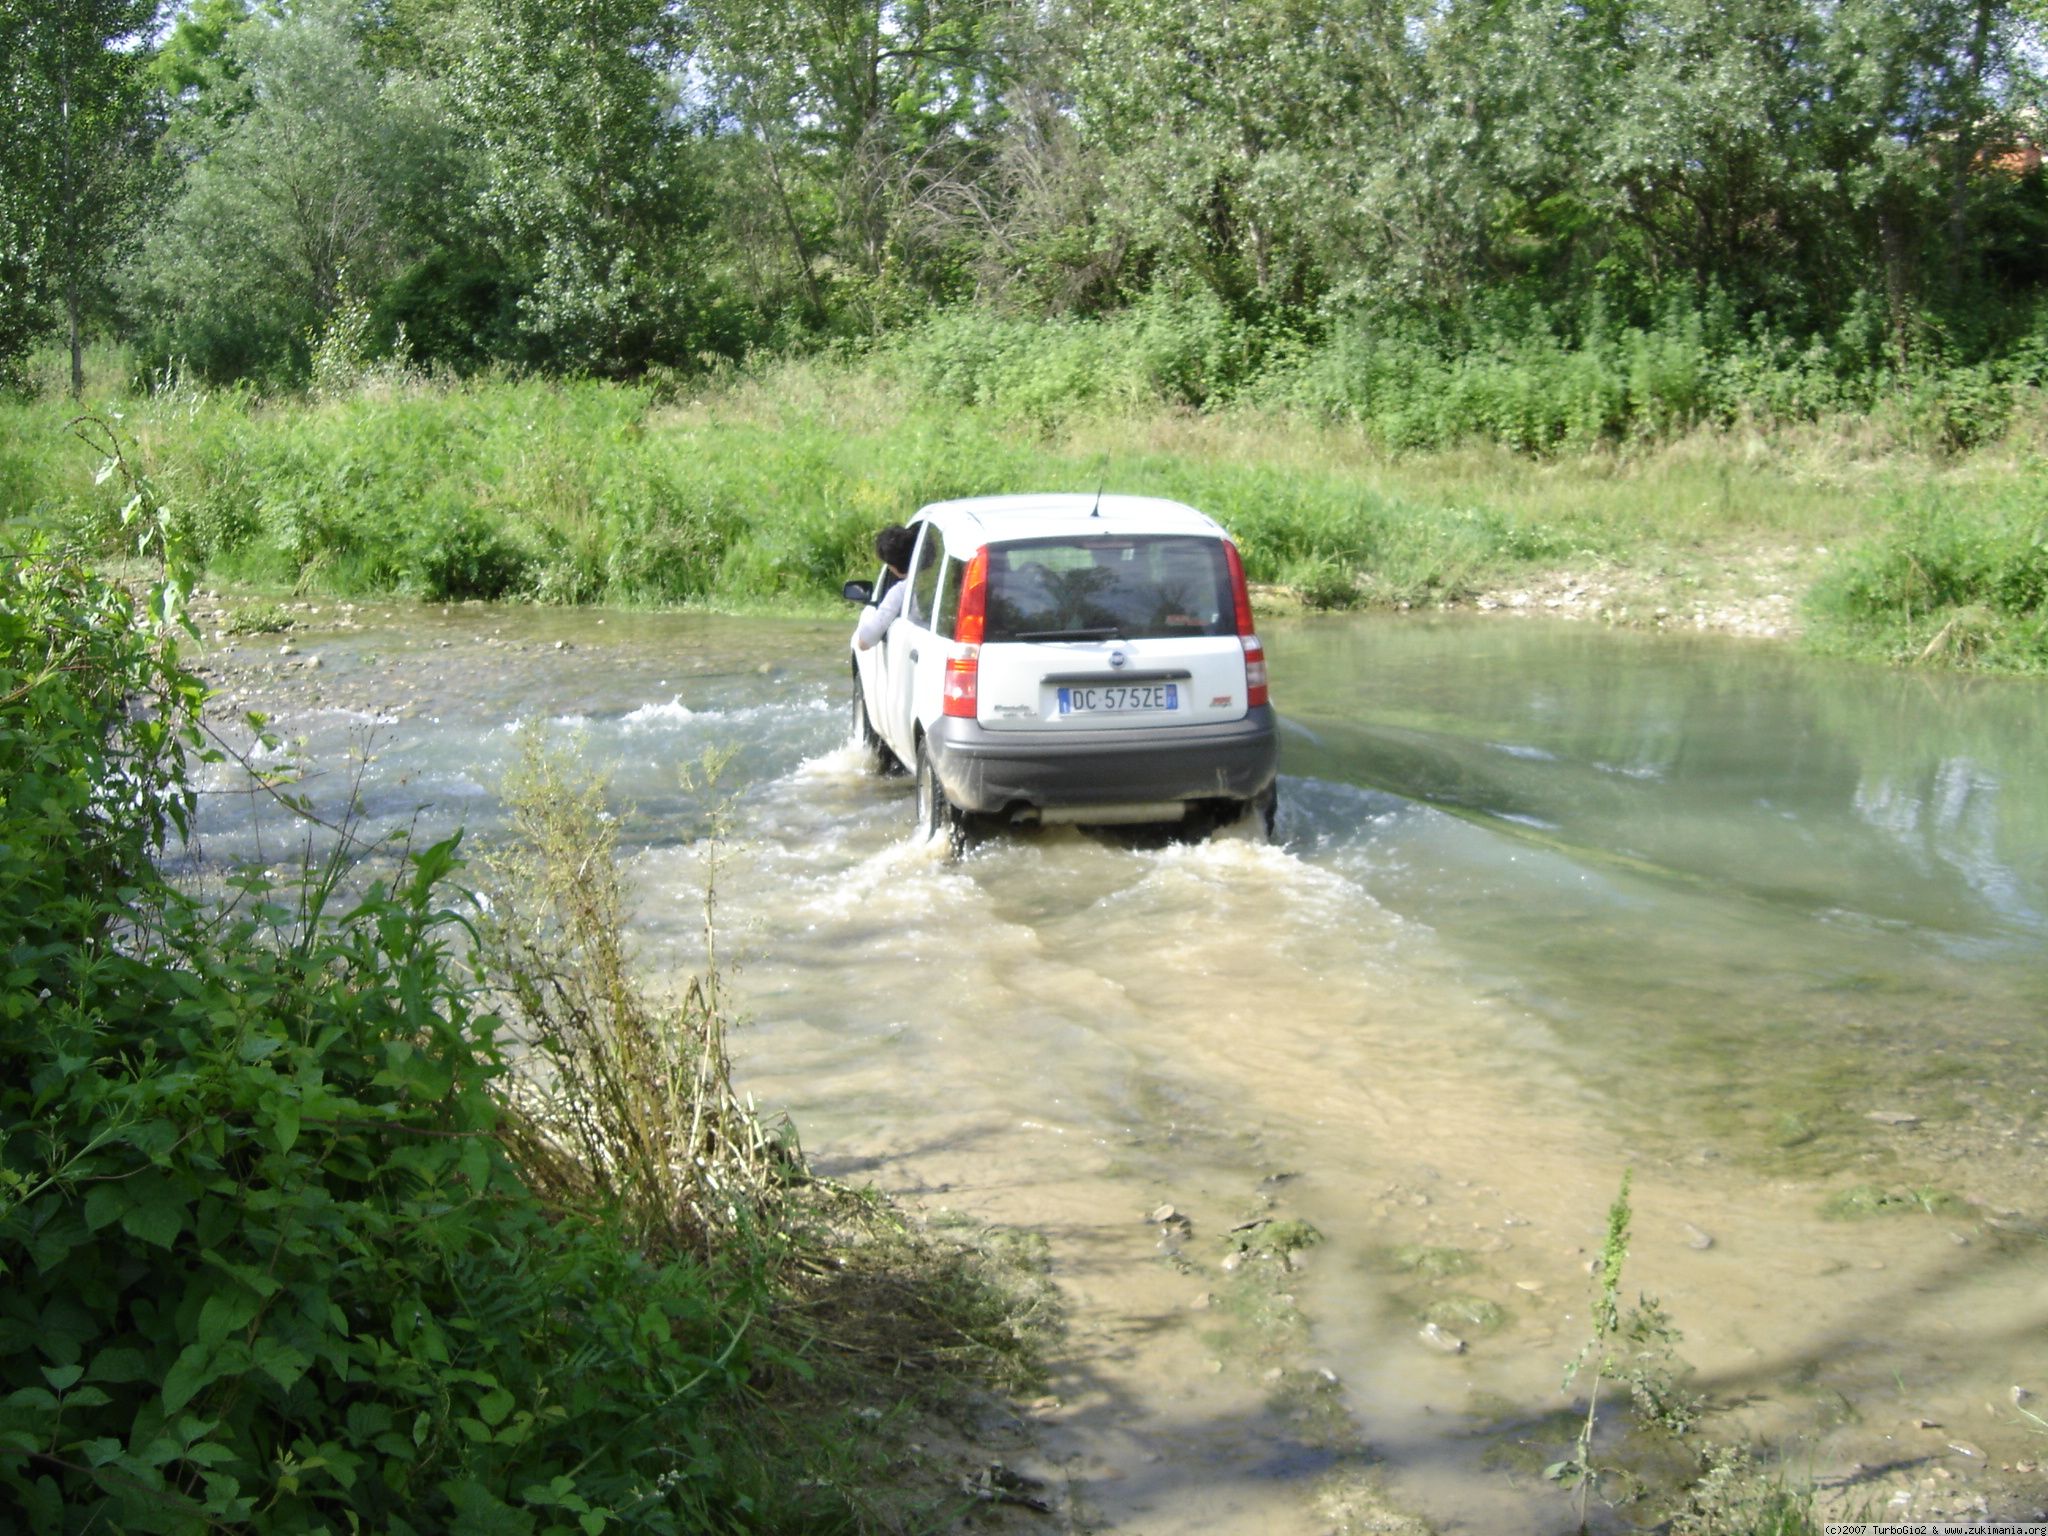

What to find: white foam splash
left=306, top=705, right=399, bottom=726
left=787, top=741, right=875, bottom=785
left=797, top=830, right=982, bottom=920
left=621, top=697, right=696, bottom=729
left=1131, top=831, right=1388, bottom=933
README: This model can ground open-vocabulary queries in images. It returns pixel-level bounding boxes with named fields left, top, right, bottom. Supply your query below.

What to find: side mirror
left=842, top=579, right=875, bottom=605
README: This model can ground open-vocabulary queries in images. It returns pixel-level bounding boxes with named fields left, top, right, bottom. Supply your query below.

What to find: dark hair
left=875, top=524, right=917, bottom=572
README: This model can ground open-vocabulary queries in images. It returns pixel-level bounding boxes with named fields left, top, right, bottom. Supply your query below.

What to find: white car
left=842, top=493, right=1279, bottom=846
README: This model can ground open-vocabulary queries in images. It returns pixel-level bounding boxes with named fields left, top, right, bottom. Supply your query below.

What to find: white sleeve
left=854, top=579, right=908, bottom=650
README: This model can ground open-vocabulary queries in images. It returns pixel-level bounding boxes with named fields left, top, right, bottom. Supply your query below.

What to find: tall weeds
left=475, top=726, right=1055, bottom=1397
left=480, top=729, right=793, bottom=1262
left=7, top=348, right=2044, bottom=670
left=1805, top=491, right=2048, bottom=672
left=882, top=292, right=2045, bottom=454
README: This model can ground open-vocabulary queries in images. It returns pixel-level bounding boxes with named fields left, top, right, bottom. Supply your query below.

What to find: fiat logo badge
left=1109, top=649, right=1128, bottom=669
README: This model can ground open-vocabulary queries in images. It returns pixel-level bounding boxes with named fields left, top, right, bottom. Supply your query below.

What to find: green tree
left=1023, top=0, right=2046, bottom=345
left=0, top=0, right=166, bottom=396
left=701, top=0, right=1014, bottom=327
left=150, top=0, right=259, bottom=127
left=1453, top=0, right=2043, bottom=331
left=0, top=4, right=44, bottom=388
left=1063, top=0, right=1364, bottom=312
left=1043, top=0, right=1473, bottom=316
left=129, top=0, right=455, bottom=382
left=433, top=0, right=725, bottom=372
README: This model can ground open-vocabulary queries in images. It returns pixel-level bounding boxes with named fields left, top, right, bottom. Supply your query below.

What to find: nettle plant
left=1548, top=1171, right=1700, bottom=1526
left=0, top=430, right=764, bottom=1533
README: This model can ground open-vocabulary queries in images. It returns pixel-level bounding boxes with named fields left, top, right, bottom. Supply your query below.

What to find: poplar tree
left=0, top=0, right=164, bottom=395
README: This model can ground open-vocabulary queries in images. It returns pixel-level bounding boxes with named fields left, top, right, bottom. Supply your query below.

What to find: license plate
left=1056, top=683, right=1180, bottom=716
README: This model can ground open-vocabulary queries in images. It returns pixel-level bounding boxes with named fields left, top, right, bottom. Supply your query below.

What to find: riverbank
left=4, top=359, right=2043, bottom=671
left=1251, top=540, right=1813, bottom=639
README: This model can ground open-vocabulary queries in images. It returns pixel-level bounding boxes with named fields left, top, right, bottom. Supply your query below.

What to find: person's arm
left=854, top=578, right=908, bottom=650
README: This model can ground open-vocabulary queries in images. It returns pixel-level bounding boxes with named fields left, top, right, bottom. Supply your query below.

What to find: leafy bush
left=409, top=494, right=533, bottom=600
left=1282, top=554, right=1360, bottom=610
left=884, top=288, right=1264, bottom=420
left=1903, top=362, right=2013, bottom=452
left=0, top=553, right=823, bottom=1533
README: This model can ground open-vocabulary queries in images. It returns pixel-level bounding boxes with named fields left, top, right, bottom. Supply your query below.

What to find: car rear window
left=983, top=536, right=1234, bottom=642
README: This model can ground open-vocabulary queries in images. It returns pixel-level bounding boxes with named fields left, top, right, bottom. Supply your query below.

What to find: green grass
left=5, top=348, right=2045, bottom=670
left=1667, top=1447, right=1827, bottom=1536
left=1804, top=488, right=2048, bottom=672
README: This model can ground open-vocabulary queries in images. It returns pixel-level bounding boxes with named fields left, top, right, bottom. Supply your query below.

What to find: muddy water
left=192, top=606, right=2048, bottom=1532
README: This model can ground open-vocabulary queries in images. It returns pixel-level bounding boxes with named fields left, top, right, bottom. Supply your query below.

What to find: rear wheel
left=915, top=738, right=969, bottom=855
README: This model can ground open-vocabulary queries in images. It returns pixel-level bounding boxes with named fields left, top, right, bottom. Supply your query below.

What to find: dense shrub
left=884, top=287, right=1266, bottom=419
left=0, top=553, right=825, bottom=1532
left=410, top=493, right=533, bottom=600
left=879, top=286, right=2048, bottom=457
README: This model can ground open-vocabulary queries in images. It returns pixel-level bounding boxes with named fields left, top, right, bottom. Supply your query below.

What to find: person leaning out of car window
left=855, top=525, right=918, bottom=651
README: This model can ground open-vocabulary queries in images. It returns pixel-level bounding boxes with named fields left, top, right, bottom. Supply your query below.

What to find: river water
left=190, top=604, right=2048, bottom=1532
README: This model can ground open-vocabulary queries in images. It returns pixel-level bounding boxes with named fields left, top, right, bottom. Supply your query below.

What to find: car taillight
left=943, top=657, right=978, bottom=716
left=1242, top=639, right=1269, bottom=708
left=1223, top=540, right=1269, bottom=708
left=944, top=545, right=988, bottom=718
left=954, top=546, right=987, bottom=644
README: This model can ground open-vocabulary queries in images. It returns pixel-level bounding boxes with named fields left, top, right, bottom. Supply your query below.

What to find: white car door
left=878, top=523, right=942, bottom=760
left=853, top=590, right=889, bottom=749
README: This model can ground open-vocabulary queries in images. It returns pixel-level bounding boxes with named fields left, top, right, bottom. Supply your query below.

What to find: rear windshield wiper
left=1011, top=626, right=1124, bottom=641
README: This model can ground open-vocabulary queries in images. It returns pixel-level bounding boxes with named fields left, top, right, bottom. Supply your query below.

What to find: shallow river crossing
left=190, top=605, right=2048, bottom=1533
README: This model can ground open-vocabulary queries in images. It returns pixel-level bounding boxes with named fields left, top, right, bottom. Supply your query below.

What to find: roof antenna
left=1089, top=459, right=1108, bottom=518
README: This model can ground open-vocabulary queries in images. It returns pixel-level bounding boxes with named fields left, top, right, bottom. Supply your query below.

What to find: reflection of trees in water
left=1853, top=757, right=2040, bottom=933
left=1271, top=620, right=2048, bottom=1173
left=1277, top=619, right=2048, bottom=938
left=1815, top=675, right=2048, bottom=928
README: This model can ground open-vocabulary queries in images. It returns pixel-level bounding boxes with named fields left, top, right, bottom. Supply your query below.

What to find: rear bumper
left=926, top=707, right=1280, bottom=816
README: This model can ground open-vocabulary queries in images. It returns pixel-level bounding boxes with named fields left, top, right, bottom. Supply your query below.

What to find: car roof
left=911, top=493, right=1228, bottom=546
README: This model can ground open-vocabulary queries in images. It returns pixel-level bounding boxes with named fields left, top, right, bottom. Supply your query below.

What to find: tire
left=850, top=668, right=900, bottom=775
left=915, top=737, right=969, bottom=855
